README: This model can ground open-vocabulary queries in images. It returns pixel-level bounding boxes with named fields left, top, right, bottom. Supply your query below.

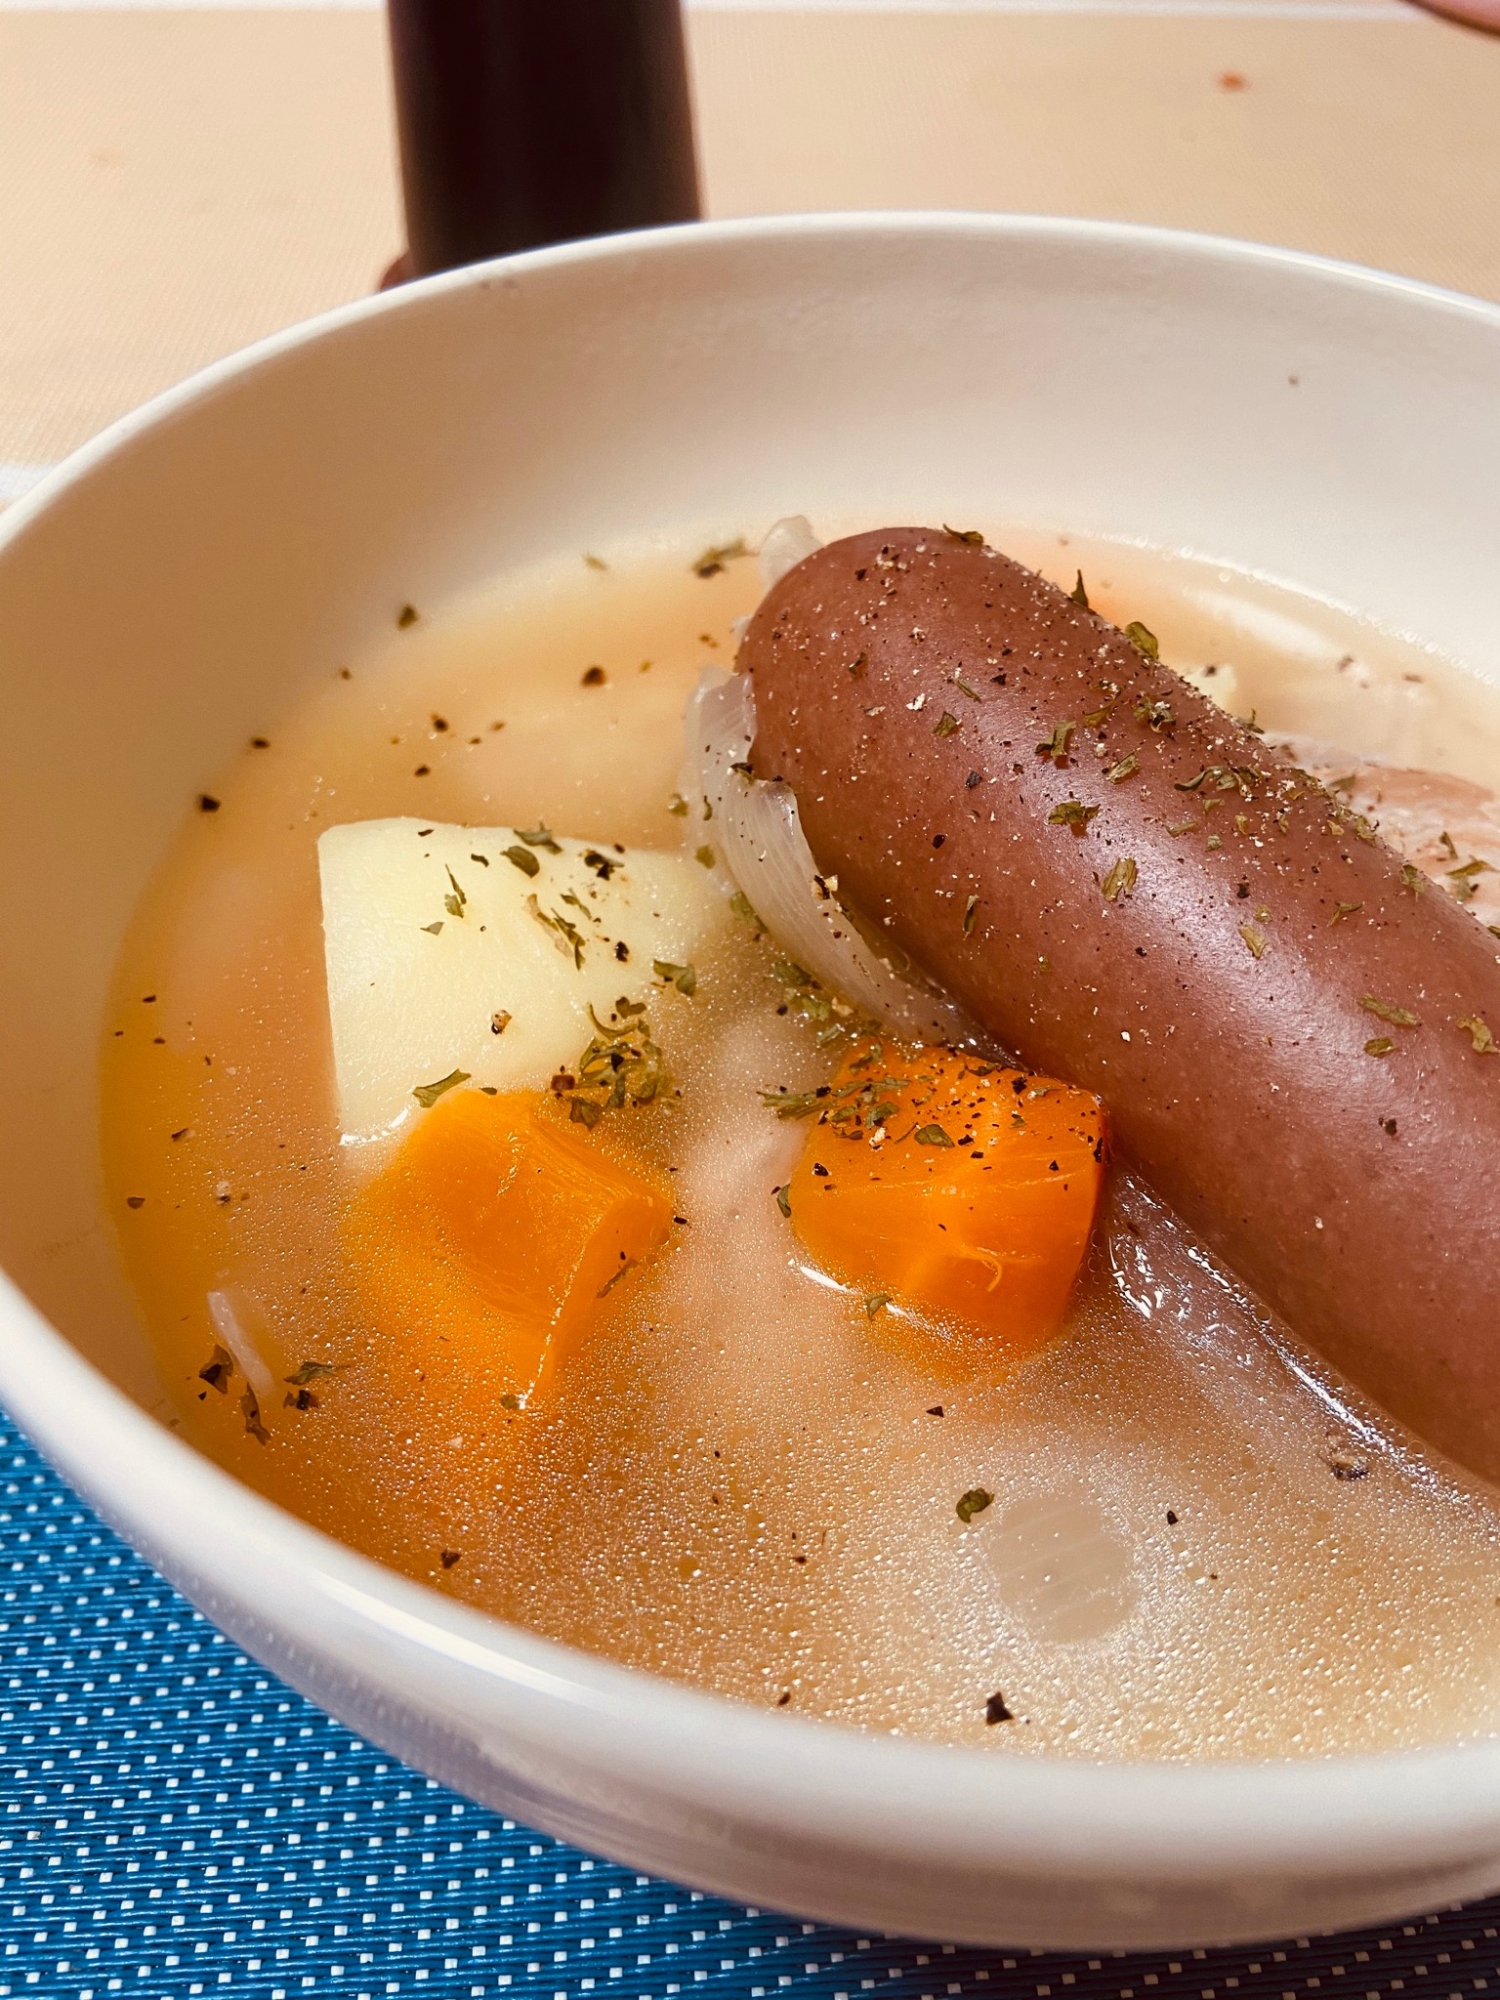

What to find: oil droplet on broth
left=99, top=526, right=1500, bottom=1763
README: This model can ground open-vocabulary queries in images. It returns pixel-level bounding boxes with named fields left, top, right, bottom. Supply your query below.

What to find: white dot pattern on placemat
left=2, top=1413, right=1499, bottom=2000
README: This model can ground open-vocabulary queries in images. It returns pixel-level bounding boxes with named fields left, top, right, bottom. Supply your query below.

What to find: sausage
left=744, top=527, right=1500, bottom=1480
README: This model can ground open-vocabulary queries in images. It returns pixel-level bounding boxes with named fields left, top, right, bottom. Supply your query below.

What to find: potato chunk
left=319, top=817, right=724, bottom=1142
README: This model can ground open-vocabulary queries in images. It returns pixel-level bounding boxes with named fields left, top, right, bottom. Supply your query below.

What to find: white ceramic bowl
left=2, top=214, right=1500, bottom=1953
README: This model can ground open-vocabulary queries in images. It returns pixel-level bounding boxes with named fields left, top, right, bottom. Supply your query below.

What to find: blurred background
left=0, top=0, right=1497, bottom=504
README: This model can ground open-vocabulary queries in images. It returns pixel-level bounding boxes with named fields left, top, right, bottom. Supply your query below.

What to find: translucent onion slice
left=731, top=518, right=825, bottom=647
left=684, top=665, right=982, bottom=1047
left=757, top=514, right=823, bottom=591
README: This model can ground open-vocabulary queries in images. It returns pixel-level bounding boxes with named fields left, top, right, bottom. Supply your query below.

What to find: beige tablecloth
left=1, top=3, right=1498, bottom=483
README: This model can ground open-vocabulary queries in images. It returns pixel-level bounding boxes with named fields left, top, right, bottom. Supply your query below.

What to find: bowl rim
left=5, top=208, right=1500, bottom=1884
left=7, top=205, right=1500, bottom=544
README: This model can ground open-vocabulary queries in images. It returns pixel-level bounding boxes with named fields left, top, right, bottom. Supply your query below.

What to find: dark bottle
left=387, top=0, right=701, bottom=279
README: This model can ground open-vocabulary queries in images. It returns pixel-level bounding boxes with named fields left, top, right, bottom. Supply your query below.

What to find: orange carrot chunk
left=346, top=1088, right=674, bottom=1407
left=786, top=1041, right=1105, bottom=1361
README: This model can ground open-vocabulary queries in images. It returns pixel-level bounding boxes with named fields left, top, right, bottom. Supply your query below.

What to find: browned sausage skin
left=744, top=528, right=1500, bottom=1479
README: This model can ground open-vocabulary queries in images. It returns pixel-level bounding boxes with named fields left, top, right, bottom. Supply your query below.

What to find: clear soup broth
left=101, top=525, right=1500, bottom=1762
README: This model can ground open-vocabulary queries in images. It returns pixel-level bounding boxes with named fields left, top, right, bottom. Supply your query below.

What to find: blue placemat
left=3, top=1408, right=1499, bottom=2000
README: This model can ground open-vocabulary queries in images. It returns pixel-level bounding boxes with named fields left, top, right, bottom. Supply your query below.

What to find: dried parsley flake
left=764, top=967, right=875, bottom=1053
left=1049, top=799, right=1100, bottom=835
left=198, top=1345, right=233, bottom=1393
left=1134, top=693, right=1174, bottom=731
left=1459, top=1013, right=1498, bottom=1055
left=956, top=1487, right=993, bottom=1524
left=517, top=823, right=562, bottom=852
left=562, top=1007, right=666, bottom=1119
left=692, top=538, right=749, bottom=579
left=1102, top=856, right=1138, bottom=902
left=762, top=1087, right=827, bottom=1120
left=1035, top=721, right=1076, bottom=766
left=527, top=895, right=586, bottom=966
left=413, top=1069, right=470, bottom=1109
left=1448, top=857, right=1494, bottom=902
left=1360, top=994, right=1419, bottom=1029
left=654, top=959, right=698, bottom=997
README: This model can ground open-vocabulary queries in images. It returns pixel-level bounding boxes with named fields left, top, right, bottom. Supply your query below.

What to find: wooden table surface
left=0, top=1, right=1497, bottom=490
